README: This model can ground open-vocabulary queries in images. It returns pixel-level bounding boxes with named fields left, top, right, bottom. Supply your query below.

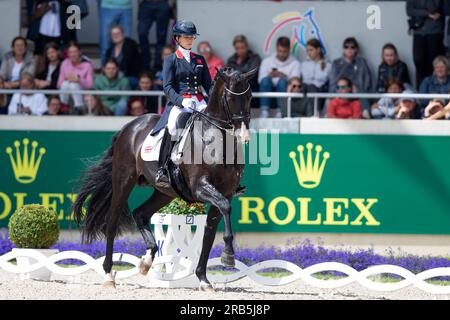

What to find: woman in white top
left=300, top=38, right=331, bottom=92
left=0, top=37, right=36, bottom=89
left=300, top=38, right=331, bottom=114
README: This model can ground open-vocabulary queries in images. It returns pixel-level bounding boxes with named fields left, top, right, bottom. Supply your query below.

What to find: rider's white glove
left=181, top=98, right=194, bottom=109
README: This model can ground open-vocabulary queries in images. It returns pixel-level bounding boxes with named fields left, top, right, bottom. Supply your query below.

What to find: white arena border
left=1, top=250, right=450, bottom=294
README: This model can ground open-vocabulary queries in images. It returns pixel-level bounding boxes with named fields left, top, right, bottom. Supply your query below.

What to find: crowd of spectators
left=0, top=0, right=450, bottom=120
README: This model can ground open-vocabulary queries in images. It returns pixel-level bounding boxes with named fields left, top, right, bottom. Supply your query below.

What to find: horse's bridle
left=222, top=84, right=251, bottom=124
left=190, top=83, right=251, bottom=134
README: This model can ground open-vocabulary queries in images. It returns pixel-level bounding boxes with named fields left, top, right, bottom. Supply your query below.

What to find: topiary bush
left=159, top=198, right=206, bottom=216
left=8, top=204, right=60, bottom=249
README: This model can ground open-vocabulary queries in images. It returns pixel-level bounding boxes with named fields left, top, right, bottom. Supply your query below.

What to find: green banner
left=0, top=130, right=449, bottom=234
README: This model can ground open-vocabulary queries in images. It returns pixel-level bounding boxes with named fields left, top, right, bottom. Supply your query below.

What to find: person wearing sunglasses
left=327, top=77, right=362, bottom=119
left=329, top=37, right=372, bottom=95
left=329, top=37, right=372, bottom=118
left=197, top=41, right=224, bottom=79
left=278, top=77, right=313, bottom=118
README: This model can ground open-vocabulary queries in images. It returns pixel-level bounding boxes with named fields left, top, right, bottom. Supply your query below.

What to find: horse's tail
left=72, top=132, right=133, bottom=243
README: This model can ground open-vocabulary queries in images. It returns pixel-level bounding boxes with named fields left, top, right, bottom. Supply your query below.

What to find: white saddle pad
left=141, top=126, right=192, bottom=163
left=141, top=130, right=164, bottom=162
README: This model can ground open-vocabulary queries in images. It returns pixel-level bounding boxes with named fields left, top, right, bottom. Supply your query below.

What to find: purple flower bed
left=1, top=229, right=450, bottom=280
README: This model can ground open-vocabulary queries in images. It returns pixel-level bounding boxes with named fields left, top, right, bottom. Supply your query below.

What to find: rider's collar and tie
left=178, top=46, right=192, bottom=63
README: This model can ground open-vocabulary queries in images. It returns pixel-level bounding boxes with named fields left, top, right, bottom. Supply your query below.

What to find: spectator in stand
left=329, top=37, right=373, bottom=118
left=0, top=37, right=36, bottom=89
left=57, top=41, right=94, bottom=112
left=394, top=90, right=419, bottom=119
left=197, top=41, right=224, bottom=79
left=258, top=36, right=301, bottom=118
left=94, top=58, right=130, bottom=115
left=371, top=79, right=404, bottom=119
left=8, top=73, right=48, bottom=115
left=153, top=44, right=175, bottom=90
left=327, top=77, right=362, bottom=119
left=301, top=38, right=331, bottom=114
left=82, top=94, right=112, bottom=116
left=423, top=99, right=450, bottom=119
left=407, top=0, right=445, bottom=87
left=418, top=55, right=450, bottom=110
left=138, top=0, right=171, bottom=71
left=0, top=77, right=8, bottom=114
left=35, top=42, right=62, bottom=90
left=127, top=97, right=147, bottom=116
left=134, top=71, right=159, bottom=113
left=99, top=0, right=133, bottom=65
left=329, top=37, right=373, bottom=94
left=445, top=0, right=450, bottom=55
left=105, top=25, right=142, bottom=89
left=43, top=95, right=67, bottom=115
left=226, top=34, right=261, bottom=109
left=30, top=0, right=77, bottom=55
left=278, top=77, right=313, bottom=118
left=376, top=43, right=412, bottom=93
left=301, top=38, right=331, bottom=92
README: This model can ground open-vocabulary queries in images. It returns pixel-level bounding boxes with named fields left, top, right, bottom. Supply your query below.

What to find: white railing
left=1, top=249, right=450, bottom=294
left=1, top=89, right=448, bottom=118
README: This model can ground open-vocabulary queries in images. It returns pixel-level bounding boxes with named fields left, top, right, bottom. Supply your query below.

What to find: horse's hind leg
left=102, top=167, right=136, bottom=288
left=133, top=190, right=173, bottom=275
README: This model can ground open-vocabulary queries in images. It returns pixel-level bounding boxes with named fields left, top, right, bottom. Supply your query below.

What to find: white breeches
left=167, top=96, right=207, bottom=136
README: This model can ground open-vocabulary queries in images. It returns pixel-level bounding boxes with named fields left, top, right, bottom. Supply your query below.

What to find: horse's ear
left=215, top=67, right=229, bottom=83
left=242, top=68, right=258, bottom=81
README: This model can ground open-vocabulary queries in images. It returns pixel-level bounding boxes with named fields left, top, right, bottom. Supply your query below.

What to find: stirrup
left=155, top=168, right=170, bottom=188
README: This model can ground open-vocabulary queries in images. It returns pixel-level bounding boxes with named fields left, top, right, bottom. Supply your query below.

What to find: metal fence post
left=88, top=94, right=92, bottom=115
left=287, top=97, right=292, bottom=118
left=314, top=97, right=319, bottom=118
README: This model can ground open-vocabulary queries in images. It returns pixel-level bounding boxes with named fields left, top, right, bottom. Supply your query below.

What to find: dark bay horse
left=73, top=67, right=257, bottom=291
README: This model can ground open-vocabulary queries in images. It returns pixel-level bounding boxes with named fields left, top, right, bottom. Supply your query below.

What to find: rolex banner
left=0, top=130, right=449, bottom=234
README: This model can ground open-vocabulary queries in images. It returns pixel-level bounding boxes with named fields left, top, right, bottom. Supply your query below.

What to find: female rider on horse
left=152, top=20, right=245, bottom=196
left=152, top=20, right=212, bottom=188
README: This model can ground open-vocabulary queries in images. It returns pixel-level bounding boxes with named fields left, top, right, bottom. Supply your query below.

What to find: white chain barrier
left=2, top=214, right=450, bottom=294
left=1, top=249, right=450, bottom=294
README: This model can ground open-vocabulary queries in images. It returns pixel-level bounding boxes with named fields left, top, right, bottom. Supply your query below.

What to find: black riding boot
left=155, top=129, right=174, bottom=188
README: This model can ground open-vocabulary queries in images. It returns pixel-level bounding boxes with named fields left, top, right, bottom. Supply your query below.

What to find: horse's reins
left=189, top=84, right=251, bottom=134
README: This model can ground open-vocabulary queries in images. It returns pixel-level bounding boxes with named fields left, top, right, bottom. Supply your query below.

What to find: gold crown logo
left=6, top=139, right=46, bottom=184
left=289, top=142, right=330, bottom=189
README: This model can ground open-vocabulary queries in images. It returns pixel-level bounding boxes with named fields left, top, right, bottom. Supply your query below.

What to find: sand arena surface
left=0, top=270, right=448, bottom=300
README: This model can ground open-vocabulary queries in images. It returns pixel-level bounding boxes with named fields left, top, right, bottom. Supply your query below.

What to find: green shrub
left=8, top=204, right=60, bottom=248
left=159, top=198, right=205, bottom=215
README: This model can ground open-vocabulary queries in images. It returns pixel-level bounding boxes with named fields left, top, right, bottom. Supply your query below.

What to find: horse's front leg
left=194, top=180, right=234, bottom=291
left=195, top=206, right=222, bottom=291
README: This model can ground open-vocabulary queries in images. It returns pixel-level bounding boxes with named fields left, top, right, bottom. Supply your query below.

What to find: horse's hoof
left=102, top=273, right=116, bottom=289
left=221, top=252, right=235, bottom=268
left=139, top=258, right=152, bottom=276
left=102, top=280, right=116, bottom=289
left=199, top=281, right=215, bottom=292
